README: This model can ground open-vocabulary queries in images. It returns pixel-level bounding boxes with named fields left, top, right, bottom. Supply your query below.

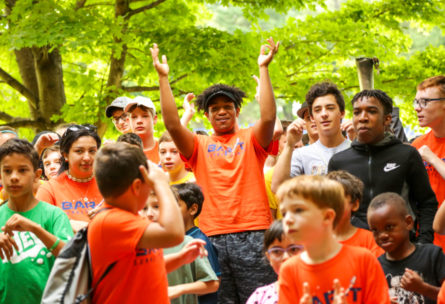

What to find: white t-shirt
left=290, top=139, right=350, bottom=176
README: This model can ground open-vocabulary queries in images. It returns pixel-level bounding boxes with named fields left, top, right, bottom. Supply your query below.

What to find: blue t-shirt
left=187, top=226, right=221, bottom=304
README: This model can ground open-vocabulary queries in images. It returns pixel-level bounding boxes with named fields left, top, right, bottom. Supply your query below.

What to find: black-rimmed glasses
left=111, top=113, right=128, bottom=124
left=267, top=244, right=303, bottom=261
left=413, top=98, right=445, bottom=109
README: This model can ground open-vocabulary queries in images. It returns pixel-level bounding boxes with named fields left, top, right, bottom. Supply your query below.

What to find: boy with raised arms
left=88, top=143, right=205, bottom=303
left=151, top=39, right=279, bottom=303
left=0, top=139, right=73, bottom=304
left=277, top=175, right=390, bottom=303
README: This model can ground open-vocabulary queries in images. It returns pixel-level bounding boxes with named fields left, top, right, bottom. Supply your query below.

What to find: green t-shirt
left=0, top=201, right=73, bottom=304
left=164, top=235, right=218, bottom=304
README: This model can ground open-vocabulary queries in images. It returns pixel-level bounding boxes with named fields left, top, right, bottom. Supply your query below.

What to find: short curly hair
left=196, top=84, right=246, bottom=112
left=306, top=82, right=345, bottom=116
left=351, top=89, right=393, bottom=115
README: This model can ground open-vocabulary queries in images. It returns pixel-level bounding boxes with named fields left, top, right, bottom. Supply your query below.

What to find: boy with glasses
left=412, top=76, right=445, bottom=251
left=105, top=96, right=132, bottom=134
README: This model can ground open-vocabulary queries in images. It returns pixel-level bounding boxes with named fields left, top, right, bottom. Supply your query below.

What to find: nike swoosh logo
left=383, top=164, right=400, bottom=172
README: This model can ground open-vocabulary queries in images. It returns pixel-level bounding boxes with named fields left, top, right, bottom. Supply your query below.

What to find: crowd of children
left=0, top=38, right=445, bottom=304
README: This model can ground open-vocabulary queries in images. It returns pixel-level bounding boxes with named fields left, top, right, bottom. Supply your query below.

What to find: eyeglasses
left=413, top=98, right=445, bottom=109
left=267, top=244, right=303, bottom=261
left=65, top=124, right=98, bottom=136
left=112, top=113, right=128, bottom=124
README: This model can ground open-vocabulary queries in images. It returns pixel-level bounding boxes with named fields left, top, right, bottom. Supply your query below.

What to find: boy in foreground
left=89, top=143, right=205, bottom=303
left=368, top=192, right=445, bottom=303
left=0, top=139, right=73, bottom=303
left=276, top=175, right=390, bottom=303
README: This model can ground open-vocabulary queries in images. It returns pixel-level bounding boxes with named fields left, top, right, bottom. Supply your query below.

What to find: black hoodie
left=328, top=134, right=437, bottom=243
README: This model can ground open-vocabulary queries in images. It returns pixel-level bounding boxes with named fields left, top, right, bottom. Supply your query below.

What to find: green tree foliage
left=0, top=0, right=444, bottom=139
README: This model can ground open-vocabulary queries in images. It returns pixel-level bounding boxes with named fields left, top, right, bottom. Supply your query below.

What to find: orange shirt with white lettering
left=339, top=228, right=384, bottom=258
left=412, top=132, right=445, bottom=250
left=182, top=128, right=273, bottom=236
left=36, top=172, right=103, bottom=222
left=279, top=245, right=390, bottom=304
left=88, top=206, right=169, bottom=304
left=144, top=140, right=160, bottom=164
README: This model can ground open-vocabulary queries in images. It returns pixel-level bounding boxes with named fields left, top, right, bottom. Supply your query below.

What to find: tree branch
left=0, top=119, right=42, bottom=128
left=75, top=0, right=87, bottom=10
left=0, top=66, right=38, bottom=105
left=0, top=111, right=14, bottom=122
left=122, top=73, right=187, bottom=92
left=126, top=0, right=167, bottom=18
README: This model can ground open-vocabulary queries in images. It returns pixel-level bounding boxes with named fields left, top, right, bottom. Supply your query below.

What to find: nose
left=282, top=250, right=291, bottom=262
left=414, top=103, right=422, bottom=113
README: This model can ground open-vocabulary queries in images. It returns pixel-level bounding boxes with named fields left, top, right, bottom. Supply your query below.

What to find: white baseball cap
left=106, top=96, right=132, bottom=118
left=124, top=96, right=156, bottom=115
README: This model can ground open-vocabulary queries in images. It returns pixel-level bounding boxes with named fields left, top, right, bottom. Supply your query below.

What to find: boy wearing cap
left=124, top=96, right=160, bottom=164
left=105, top=96, right=132, bottom=134
left=151, top=39, right=279, bottom=303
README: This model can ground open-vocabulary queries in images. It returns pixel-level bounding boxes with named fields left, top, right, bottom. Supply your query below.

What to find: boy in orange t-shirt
left=276, top=175, right=390, bottom=303
left=327, top=170, right=383, bottom=257
left=88, top=143, right=205, bottom=303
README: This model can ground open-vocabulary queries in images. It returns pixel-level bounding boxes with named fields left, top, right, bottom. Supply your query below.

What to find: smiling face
left=353, top=96, right=391, bottom=145
left=129, top=107, right=156, bottom=139
left=43, top=150, right=62, bottom=180
left=368, top=204, right=413, bottom=259
left=159, top=141, right=184, bottom=174
left=64, top=136, right=98, bottom=179
left=414, top=86, right=445, bottom=130
left=1, top=153, right=40, bottom=199
left=311, top=94, right=344, bottom=138
left=265, top=236, right=303, bottom=275
left=205, top=96, right=239, bottom=136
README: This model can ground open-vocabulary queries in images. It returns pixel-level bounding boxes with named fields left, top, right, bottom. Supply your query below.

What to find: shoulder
left=415, top=243, right=444, bottom=256
left=37, top=201, right=67, bottom=215
left=411, top=133, right=429, bottom=148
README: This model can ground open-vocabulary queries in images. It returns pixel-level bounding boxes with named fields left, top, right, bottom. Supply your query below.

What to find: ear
left=189, top=203, right=199, bottom=217
left=153, top=114, right=158, bottom=125
left=351, top=199, right=360, bottom=212
left=204, top=112, right=209, bottom=120
left=383, top=113, right=392, bottom=127
left=131, top=178, right=143, bottom=196
left=34, top=168, right=42, bottom=181
left=323, top=208, right=336, bottom=227
left=405, top=214, right=414, bottom=230
left=235, top=107, right=240, bottom=118
left=340, top=110, right=345, bottom=120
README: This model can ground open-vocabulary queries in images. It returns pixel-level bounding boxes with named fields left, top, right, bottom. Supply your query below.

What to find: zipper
left=368, top=148, right=373, bottom=199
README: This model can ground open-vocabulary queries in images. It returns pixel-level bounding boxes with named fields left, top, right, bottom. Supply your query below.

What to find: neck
left=184, top=221, right=195, bottom=232
left=386, top=241, right=415, bottom=261
left=433, top=120, right=445, bottom=138
left=8, top=194, right=39, bottom=212
left=319, top=131, right=345, bottom=148
left=169, top=167, right=188, bottom=183
left=334, top=220, right=357, bottom=241
left=302, top=232, right=342, bottom=264
left=142, top=136, right=155, bottom=150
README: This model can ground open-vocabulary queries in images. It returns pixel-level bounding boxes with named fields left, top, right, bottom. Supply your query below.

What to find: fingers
left=0, top=233, right=18, bottom=259
left=162, top=54, right=168, bottom=64
left=299, top=282, right=311, bottom=304
left=139, top=164, right=150, bottom=184
left=252, top=75, right=260, bottom=84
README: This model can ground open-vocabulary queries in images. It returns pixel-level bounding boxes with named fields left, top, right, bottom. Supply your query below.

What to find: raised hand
left=332, top=279, right=347, bottom=304
left=150, top=43, right=169, bottom=76
left=258, top=37, right=280, bottom=67
left=299, top=282, right=312, bottom=304
left=139, top=160, right=169, bottom=187
left=286, top=119, right=305, bottom=148
left=180, top=239, right=208, bottom=265
left=341, top=119, right=356, bottom=141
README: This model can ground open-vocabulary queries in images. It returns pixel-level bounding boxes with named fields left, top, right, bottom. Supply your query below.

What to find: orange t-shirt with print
left=412, top=132, right=445, bottom=250
left=278, top=245, right=390, bottom=304
left=339, top=228, right=384, bottom=258
left=144, top=140, right=160, bottom=164
left=36, top=172, right=103, bottom=222
left=88, top=205, right=169, bottom=304
left=181, top=128, right=273, bottom=236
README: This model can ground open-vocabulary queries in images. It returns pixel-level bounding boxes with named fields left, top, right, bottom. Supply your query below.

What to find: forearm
left=417, top=282, right=440, bottom=300
left=428, top=156, right=445, bottom=180
left=31, top=224, right=65, bottom=256
left=159, top=75, right=181, bottom=130
left=433, top=201, right=445, bottom=234
left=164, top=251, right=186, bottom=273
left=271, top=144, right=294, bottom=193
left=174, top=281, right=220, bottom=296
left=180, top=112, right=194, bottom=127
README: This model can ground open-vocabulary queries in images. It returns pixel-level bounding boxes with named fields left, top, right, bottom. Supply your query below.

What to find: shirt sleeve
left=193, top=256, right=218, bottom=282
left=290, top=149, right=303, bottom=177
left=36, top=182, right=56, bottom=206
left=50, top=206, right=74, bottom=241
left=278, top=259, right=300, bottom=304
left=361, top=251, right=391, bottom=303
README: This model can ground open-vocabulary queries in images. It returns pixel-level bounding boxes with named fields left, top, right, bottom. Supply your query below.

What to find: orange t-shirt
left=35, top=172, right=103, bottom=222
left=339, top=228, right=384, bottom=258
left=439, top=281, right=445, bottom=304
left=182, top=128, right=273, bottom=236
left=88, top=205, right=169, bottom=304
left=144, top=140, right=160, bottom=164
left=278, top=245, right=390, bottom=304
left=412, top=132, right=445, bottom=250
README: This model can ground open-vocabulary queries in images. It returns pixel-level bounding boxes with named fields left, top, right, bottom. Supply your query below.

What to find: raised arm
left=151, top=44, right=195, bottom=158
left=137, top=161, right=184, bottom=249
left=253, top=38, right=279, bottom=149
left=180, top=93, right=196, bottom=127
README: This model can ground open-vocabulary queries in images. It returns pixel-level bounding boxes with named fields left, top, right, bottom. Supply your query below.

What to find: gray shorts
left=210, top=230, right=277, bottom=304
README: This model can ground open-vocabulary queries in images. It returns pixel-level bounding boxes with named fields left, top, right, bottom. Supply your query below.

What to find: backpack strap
left=75, top=207, right=117, bottom=304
